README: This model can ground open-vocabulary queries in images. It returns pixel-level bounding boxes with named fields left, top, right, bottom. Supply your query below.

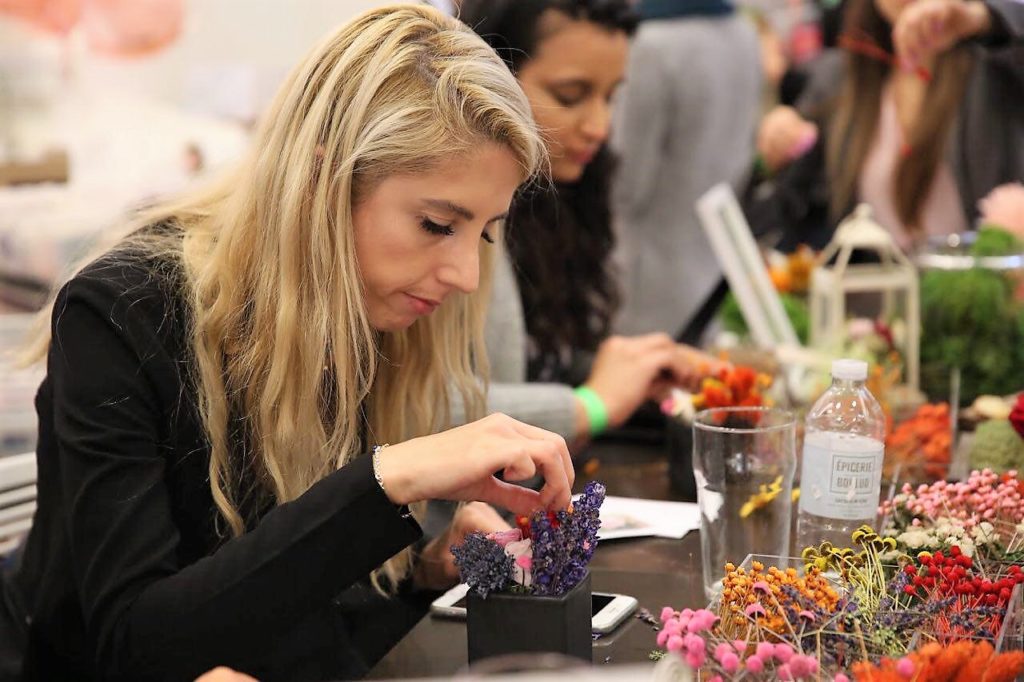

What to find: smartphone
left=430, top=583, right=639, bottom=634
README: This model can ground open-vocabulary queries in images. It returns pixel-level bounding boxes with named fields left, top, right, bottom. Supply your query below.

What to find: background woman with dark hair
left=746, top=0, right=1024, bottom=252
left=457, top=0, right=725, bottom=445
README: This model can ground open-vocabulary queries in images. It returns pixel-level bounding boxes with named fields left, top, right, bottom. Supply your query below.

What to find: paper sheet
left=596, top=495, right=701, bottom=541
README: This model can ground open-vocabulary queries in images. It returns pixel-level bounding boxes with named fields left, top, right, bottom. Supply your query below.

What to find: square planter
left=466, top=571, right=592, bottom=664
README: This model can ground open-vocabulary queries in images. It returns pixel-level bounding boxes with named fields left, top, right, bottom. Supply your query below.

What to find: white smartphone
left=430, top=583, right=639, bottom=634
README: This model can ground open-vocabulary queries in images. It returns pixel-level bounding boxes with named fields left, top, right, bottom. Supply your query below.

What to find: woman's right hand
left=757, top=105, right=819, bottom=173
left=582, top=335, right=730, bottom=432
left=583, top=334, right=699, bottom=428
left=374, top=414, right=573, bottom=516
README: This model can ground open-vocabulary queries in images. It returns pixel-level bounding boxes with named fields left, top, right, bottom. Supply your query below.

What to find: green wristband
left=574, top=386, right=609, bottom=436
left=754, top=153, right=770, bottom=178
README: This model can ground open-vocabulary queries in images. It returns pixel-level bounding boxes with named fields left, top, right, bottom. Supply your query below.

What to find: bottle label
left=799, top=432, right=884, bottom=519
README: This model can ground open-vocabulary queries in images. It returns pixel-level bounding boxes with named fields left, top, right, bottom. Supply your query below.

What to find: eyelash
left=420, top=218, right=494, bottom=244
left=553, top=92, right=584, bottom=107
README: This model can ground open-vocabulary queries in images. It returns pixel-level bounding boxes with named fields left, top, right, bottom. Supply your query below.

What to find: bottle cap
left=832, top=359, right=868, bottom=381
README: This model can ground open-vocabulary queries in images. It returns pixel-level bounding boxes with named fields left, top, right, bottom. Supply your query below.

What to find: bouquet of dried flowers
left=879, top=469, right=1024, bottom=565
left=451, top=481, right=604, bottom=598
left=884, top=403, right=952, bottom=482
left=654, top=520, right=1024, bottom=679
left=661, top=365, right=773, bottom=425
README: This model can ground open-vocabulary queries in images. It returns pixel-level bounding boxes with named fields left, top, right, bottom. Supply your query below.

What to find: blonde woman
left=10, top=6, right=571, bottom=681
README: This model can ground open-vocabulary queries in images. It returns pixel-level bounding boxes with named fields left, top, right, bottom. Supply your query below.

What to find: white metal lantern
left=809, top=204, right=920, bottom=389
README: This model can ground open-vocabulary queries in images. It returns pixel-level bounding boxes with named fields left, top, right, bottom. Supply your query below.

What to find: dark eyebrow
left=422, top=199, right=508, bottom=225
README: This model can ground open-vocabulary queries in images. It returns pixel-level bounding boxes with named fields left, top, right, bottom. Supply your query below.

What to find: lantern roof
left=817, top=204, right=915, bottom=279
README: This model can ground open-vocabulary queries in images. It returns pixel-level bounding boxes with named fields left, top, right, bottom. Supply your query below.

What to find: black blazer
left=14, top=255, right=422, bottom=682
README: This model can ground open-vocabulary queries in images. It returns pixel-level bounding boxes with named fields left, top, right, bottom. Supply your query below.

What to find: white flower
left=972, top=522, right=998, bottom=546
left=897, top=529, right=933, bottom=549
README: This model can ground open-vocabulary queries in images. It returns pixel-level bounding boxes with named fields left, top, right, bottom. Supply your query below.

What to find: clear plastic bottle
left=796, top=359, right=886, bottom=551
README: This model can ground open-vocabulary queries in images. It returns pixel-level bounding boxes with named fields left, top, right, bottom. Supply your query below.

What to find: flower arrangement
left=970, top=394, right=1024, bottom=474
left=879, top=469, right=1024, bottom=557
left=884, top=403, right=952, bottom=482
left=720, top=246, right=816, bottom=344
left=661, top=365, right=773, bottom=424
left=919, top=223, right=1024, bottom=404
left=851, top=641, right=1024, bottom=682
left=979, top=182, right=1024, bottom=239
left=655, top=534, right=1024, bottom=680
left=451, top=481, right=604, bottom=598
left=654, top=476, right=1024, bottom=682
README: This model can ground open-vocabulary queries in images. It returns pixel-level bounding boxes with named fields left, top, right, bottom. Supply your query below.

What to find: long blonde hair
left=27, top=4, right=545, bottom=589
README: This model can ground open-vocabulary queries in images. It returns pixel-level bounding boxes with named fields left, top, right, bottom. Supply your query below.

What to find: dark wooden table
left=367, top=434, right=711, bottom=679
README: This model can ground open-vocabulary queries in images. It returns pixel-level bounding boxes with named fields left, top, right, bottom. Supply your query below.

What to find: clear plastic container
left=796, top=359, right=885, bottom=551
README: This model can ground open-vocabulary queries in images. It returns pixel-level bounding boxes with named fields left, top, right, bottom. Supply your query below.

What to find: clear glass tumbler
left=693, top=407, right=797, bottom=601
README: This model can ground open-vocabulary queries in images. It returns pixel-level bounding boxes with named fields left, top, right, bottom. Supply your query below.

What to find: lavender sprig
left=452, top=532, right=514, bottom=598
left=531, top=481, right=605, bottom=596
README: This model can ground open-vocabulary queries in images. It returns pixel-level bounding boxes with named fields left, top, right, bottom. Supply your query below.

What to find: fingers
left=758, top=107, right=817, bottom=170
left=505, top=437, right=572, bottom=511
left=504, top=418, right=575, bottom=489
left=893, top=0, right=956, bottom=66
left=478, top=477, right=545, bottom=517
left=457, top=501, right=512, bottom=536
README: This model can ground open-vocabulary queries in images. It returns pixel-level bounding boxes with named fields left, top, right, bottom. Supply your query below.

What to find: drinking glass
left=693, top=407, right=797, bottom=601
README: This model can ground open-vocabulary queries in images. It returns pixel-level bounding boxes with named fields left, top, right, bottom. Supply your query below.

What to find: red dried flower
left=1010, top=393, right=1024, bottom=439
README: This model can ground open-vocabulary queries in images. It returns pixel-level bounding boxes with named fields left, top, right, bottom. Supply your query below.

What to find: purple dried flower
left=529, top=509, right=570, bottom=596
left=452, top=532, right=514, bottom=598
left=529, top=481, right=605, bottom=596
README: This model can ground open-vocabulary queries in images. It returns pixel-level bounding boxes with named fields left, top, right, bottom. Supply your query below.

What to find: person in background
left=611, top=0, right=763, bottom=343
left=746, top=0, right=1024, bottom=252
left=9, top=6, right=573, bottom=681
left=457, top=0, right=726, bottom=447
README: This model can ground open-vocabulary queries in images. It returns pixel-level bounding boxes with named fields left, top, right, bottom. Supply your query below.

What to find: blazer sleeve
left=48, top=274, right=422, bottom=680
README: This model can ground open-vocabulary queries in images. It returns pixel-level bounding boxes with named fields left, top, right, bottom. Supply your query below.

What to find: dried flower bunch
left=451, top=481, right=604, bottom=598
left=656, top=520, right=1024, bottom=679
left=884, top=403, right=952, bottom=482
left=661, top=366, right=772, bottom=422
left=852, top=641, right=1024, bottom=682
left=879, top=469, right=1024, bottom=565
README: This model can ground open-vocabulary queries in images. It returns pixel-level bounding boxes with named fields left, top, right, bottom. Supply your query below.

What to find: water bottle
left=796, top=359, right=886, bottom=551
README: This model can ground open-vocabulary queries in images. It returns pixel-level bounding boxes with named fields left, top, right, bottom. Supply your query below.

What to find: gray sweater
left=611, top=14, right=762, bottom=337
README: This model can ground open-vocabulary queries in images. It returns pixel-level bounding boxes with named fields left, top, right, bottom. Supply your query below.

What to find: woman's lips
left=405, top=293, right=441, bottom=315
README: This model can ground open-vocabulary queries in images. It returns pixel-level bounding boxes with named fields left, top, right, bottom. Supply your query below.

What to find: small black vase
left=466, top=571, right=592, bottom=664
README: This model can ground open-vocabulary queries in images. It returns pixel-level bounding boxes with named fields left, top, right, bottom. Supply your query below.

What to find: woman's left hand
left=414, top=502, right=512, bottom=591
left=893, top=0, right=992, bottom=67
